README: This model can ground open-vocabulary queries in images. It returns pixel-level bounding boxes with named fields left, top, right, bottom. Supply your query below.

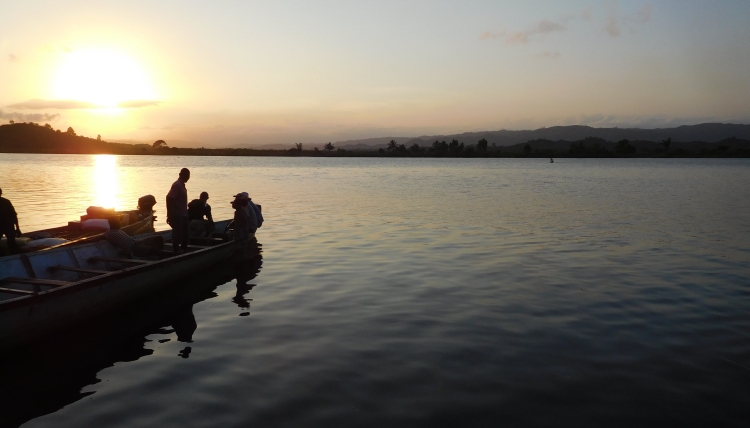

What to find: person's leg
left=171, top=216, right=183, bottom=254
left=2, top=229, right=19, bottom=255
left=181, top=216, right=190, bottom=252
left=205, top=221, right=215, bottom=237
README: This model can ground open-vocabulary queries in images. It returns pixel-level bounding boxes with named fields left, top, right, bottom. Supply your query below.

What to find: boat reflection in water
left=0, top=241, right=262, bottom=428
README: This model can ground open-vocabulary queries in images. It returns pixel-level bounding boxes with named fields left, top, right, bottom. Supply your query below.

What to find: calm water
left=1, top=154, right=749, bottom=427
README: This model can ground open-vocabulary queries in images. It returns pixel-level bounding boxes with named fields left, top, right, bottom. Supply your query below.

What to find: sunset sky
left=1, top=1, right=749, bottom=147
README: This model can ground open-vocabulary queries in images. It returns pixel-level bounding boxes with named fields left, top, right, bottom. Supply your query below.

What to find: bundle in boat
left=80, top=207, right=132, bottom=229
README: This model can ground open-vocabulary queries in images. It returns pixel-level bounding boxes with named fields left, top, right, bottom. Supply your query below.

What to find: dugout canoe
left=0, top=219, right=248, bottom=352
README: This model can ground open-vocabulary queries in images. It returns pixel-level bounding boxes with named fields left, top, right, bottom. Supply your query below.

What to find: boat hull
left=0, top=220, right=244, bottom=353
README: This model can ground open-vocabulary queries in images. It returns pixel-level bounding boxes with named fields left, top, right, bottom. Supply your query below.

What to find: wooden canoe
left=0, top=219, right=249, bottom=352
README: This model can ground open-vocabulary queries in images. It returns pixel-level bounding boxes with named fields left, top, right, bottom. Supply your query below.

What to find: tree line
left=1, top=122, right=748, bottom=158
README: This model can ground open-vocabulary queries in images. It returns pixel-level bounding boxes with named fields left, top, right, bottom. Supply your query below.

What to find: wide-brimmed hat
left=232, top=192, right=249, bottom=198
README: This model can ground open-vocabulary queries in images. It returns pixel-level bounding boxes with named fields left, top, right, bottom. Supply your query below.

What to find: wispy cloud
left=637, top=4, right=653, bottom=22
left=604, top=3, right=653, bottom=38
left=481, top=19, right=566, bottom=45
left=605, top=16, right=621, bottom=37
left=8, top=54, right=18, bottom=62
left=7, top=99, right=98, bottom=110
left=0, top=109, right=60, bottom=122
left=538, top=51, right=561, bottom=60
left=118, top=100, right=160, bottom=109
left=483, top=4, right=653, bottom=44
left=8, top=99, right=162, bottom=110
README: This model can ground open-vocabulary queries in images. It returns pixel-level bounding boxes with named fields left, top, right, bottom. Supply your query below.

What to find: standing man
left=166, top=168, right=190, bottom=254
left=0, top=188, right=22, bottom=255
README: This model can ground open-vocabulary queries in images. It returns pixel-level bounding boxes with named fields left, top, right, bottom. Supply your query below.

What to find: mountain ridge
left=336, top=123, right=750, bottom=150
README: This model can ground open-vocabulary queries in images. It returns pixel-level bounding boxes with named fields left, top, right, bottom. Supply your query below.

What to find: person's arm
left=12, top=203, right=20, bottom=234
left=166, top=184, right=176, bottom=224
left=206, top=204, right=213, bottom=223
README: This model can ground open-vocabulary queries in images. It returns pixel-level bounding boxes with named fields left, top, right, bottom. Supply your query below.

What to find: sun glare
left=92, top=155, right=119, bottom=209
left=53, top=49, right=156, bottom=108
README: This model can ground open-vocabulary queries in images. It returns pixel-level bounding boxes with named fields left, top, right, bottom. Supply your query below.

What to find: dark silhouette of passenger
left=0, top=188, right=21, bottom=255
left=230, top=193, right=251, bottom=246
left=166, top=168, right=190, bottom=254
left=188, top=191, right=215, bottom=237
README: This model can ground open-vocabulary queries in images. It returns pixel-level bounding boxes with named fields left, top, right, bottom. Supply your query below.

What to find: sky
left=1, top=0, right=749, bottom=147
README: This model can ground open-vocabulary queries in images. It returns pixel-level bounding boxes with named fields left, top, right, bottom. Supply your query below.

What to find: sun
left=53, top=49, right=156, bottom=108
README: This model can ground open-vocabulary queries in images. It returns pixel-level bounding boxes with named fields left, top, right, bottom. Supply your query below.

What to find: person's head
left=200, top=191, right=209, bottom=202
left=231, top=194, right=248, bottom=209
left=179, top=168, right=190, bottom=182
left=0, top=188, right=3, bottom=197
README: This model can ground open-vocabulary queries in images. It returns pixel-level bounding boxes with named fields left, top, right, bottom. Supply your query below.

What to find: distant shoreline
left=2, top=122, right=749, bottom=158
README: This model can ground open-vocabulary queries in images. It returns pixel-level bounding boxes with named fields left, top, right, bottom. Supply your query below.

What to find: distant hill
left=336, top=123, right=750, bottom=149
left=2, top=121, right=748, bottom=157
left=0, top=123, right=148, bottom=154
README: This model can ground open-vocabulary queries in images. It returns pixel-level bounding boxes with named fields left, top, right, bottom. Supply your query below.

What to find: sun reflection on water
left=92, top=155, right=119, bottom=209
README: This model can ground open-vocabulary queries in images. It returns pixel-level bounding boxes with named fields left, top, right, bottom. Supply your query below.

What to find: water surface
left=1, top=154, right=749, bottom=427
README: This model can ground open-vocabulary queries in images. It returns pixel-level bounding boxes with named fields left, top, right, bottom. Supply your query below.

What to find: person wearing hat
left=188, top=191, right=215, bottom=237
left=0, top=188, right=21, bottom=255
left=235, top=191, right=263, bottom=233
left=166, top=168, right=191, bottom=254
left=230, top=193, right=251, bottom=246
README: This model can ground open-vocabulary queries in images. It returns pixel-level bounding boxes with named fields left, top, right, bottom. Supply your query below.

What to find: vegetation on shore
left=1, top=122, right=749, bottom=158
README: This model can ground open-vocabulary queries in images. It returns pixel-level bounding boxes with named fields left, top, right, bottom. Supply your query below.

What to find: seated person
left=187, top=191, right=215, bottom=237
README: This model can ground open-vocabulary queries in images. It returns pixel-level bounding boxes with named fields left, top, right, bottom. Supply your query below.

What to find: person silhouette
left=166, top=168, right=191, bottom=254
left=0, top=188, right=22, bottom=254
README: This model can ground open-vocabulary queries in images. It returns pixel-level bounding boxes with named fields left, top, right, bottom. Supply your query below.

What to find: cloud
left=0, top=109, right=60, bottom=122
left=118, top=100, right=160, bottom=108
left=485, top=5, right=652, bottom=43
left=604, top=3, right=652, bottom=38
left=7, top=99, right=98, bottom=110
left=481, top=19, right=565, bottom=45
left=538, top=51, right=561, bottom=59
left=605, top=16, right=621, bottom=37
left=637, top=4, right=653, bottom=22
left=8, top=54, right=18, bottom=62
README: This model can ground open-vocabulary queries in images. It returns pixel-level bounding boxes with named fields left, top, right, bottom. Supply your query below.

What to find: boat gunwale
left=0, top=235, right=241, bottom=312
